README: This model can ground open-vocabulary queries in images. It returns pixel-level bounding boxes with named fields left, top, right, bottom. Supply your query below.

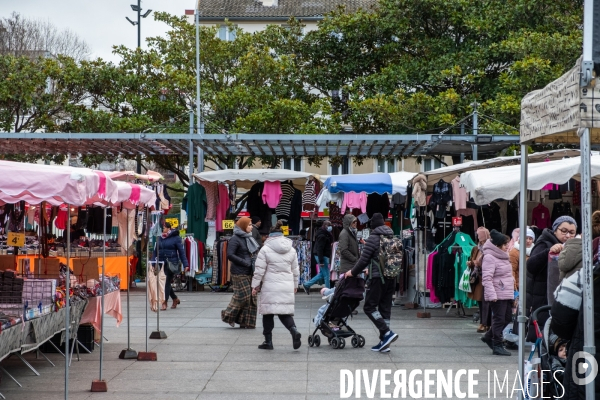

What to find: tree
left=70, top=13, right=341, bottom=185
left=0, top=12, right=90, bottom=61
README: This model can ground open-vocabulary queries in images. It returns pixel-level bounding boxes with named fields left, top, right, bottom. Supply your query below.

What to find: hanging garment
left=228, top=183, right=237, bottom=214
left=366, top=193, right=390, bottom=218
left=341, top=191, right=367, bottom=213
left=477, top=202, right=502, bottom=233
left=531, top=203, right=550, bottom=230
left=183, top=183, right=208, bottom=242
left=262, top=181, right=282, bottom=208
left=302, top=179, right=318, bottom=211
left=328, top=202, right=344, bottom=228
left=506, top=200, right=519, bottom=236
left=200, top=181, right=219, bottom=221
left=288, top=189, right=303, bottom=235
left=275, top=182, right=295, bottom=220
left=216, top=184, right=230, bottom=233
left=427, top=251, right=441, bottom=303
left=429, top=179, right=453, bottom=219
left=451, top=176, right=468, bottom=211
left=55, top=208, right=68, bottom=230
left=147, top=265, right=167, bottom=312
left=316, top=188, right=344, bottom=208
left=116, top=208, right=137, bottom=251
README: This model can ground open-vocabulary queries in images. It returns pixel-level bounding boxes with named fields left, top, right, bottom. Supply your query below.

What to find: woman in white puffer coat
left=252, top=220, right=301, bottom=350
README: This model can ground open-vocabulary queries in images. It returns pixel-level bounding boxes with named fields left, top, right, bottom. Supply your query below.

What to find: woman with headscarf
left=152, top=221, right=189, bottom=310
left=526, top=215, right=577, bottom=342
left=221, top=217, right=260, bottom=329
left=509, top=227, right=535, bottom=291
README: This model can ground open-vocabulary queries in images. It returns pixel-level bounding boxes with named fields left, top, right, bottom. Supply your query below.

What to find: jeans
left=363, top=276, right=395, bottom=339
left=164, top=265, right=177, bottom=301
left=484, top=299, right=513, bottom=345
left=304, top=256, right=330, bottom=289
left=262, top=314, right=296, bottom=335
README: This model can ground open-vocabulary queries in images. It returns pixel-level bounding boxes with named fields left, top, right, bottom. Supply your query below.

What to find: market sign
left=7, top=232, right=25, bottom=247
left=165, top=216, right=179, bottom=229
left=282, top=226, right=289, bottom=236
left=222, top=220, right=235, bottom=230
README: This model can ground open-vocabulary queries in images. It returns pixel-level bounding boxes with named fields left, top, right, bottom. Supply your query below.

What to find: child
left=551, top=338, right=569, bottom=384
left=313, top=287, right=335, bottom=327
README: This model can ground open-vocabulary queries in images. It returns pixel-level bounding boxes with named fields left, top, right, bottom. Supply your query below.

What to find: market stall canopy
left=107, top=170, right=163, bottom=183
left=324, top=171, right=416, bottom=195
left=460, top=155, right=600, bottom=205
left=88, top=181, right=156, bottom=209
left=193, top=169, right=319, bottom=190
left=424, top=149, right=582, bottom=191
left=0, top=161, right=119, bottom=206
left=520, top=56, right=600, bottom=145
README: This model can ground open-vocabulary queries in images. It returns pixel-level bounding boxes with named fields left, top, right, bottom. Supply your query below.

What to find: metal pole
left=460, top=123, right=465, bottom=163
left=64, top=203, right=70, bottom=400
left=99, top=207, right=106, bottom=381
left=517, top=144, right=528, bottom=400
left=189, top=111, right=194, bottom=183
left=472, top=104, right=478, bottom=161
left=580, top=128, right=596, bottom=400
left=137, top=0, right=141, bottom=48
left=196, top=8, right=205, bottom=172
left=127, top=209, right=131, bottom=348
left=145, top=207, right=149, bottom=352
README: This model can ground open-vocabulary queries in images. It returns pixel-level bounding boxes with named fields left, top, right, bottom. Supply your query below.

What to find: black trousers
left=484, top=299, right=513, bottom=345
left=262, top=314, right=295, bottom=335
left=363, top=276, right=395, bottom=339
left=164, top=267, right=177, bottom=301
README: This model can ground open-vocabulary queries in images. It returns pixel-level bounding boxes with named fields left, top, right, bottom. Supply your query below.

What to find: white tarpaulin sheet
left=193, top=169, right=319, bottom=189
left=461, top=155, right=600, bottom=205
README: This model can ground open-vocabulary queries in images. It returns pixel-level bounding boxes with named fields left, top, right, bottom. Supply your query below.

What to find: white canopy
left=193, top=169, right=319, bottom=189
left=424, top=149, right=581, bottom=190
left=460, top=155, right=600, bottom=205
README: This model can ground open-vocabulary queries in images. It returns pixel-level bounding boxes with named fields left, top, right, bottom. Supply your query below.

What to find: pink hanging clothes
left=451, top=176, right=468, bottom=211
left=341, top=191, right=367, bottom=213
left=426, top=251, right=440, bottom=304
left=262, top=181, right=282, bottom=208
left=216, top=184, right=230, bottom=232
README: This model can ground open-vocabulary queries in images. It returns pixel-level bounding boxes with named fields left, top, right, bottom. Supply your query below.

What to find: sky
left=2, top=0, right=193, bottom=63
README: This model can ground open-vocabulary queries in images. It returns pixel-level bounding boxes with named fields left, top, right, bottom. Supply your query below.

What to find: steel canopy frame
left=0, top=133, right=519, bottom=158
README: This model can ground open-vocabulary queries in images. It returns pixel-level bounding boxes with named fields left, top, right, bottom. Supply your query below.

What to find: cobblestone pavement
left=0, top=287, right=519, bottom=399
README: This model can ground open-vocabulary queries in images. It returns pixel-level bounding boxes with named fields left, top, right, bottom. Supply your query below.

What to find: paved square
left=0, top=288, right=518, bottom=399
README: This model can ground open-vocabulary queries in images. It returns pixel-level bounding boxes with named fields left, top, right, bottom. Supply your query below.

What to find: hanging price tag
left=222, top=220, right=235, bottom=230
left=282, top=226, right=289, bottom=236
left=7, top=232, right=25, bottom=247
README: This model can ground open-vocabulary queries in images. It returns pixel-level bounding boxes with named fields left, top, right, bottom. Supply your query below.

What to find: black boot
left=493, top=344, right=511, bottom=356
left=258, top=334, right=273, bottom=350
left=481, top=336, right=493, bottom=350
left=290, top=327, right=302, bottom=350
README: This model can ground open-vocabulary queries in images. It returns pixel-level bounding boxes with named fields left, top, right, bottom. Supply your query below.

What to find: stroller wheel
left=351, top=336, right=359, bottom=348
left=358, top=335, right=366, bottom=348
left=331, top=337, right=340, bottom=349
left=314, top=334, right=321, bottom=347
left=308, top=336, right=314, bottom=347
left=339, top=338, right=346, bottom=349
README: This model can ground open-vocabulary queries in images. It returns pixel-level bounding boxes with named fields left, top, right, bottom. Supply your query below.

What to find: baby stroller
left=531, top=305, right=565, bottom=399
left=308, top=276, right=366, bottom=350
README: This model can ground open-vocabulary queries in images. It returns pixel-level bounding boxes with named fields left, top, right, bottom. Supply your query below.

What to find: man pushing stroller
left=345, top=213, right=402, bottom=352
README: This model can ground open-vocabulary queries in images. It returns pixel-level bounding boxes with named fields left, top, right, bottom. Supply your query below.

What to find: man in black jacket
left=251, top=216, right=263, bottom=247
left=345, top=213, right=398, bottom=352
left=303, top=220, right=333, bottom=293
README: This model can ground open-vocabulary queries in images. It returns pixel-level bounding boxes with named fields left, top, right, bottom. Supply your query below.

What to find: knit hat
left=552, top=216, right=577, bottom=232
left=490, top=229, right=509, bottom=247
left=370, top=213, right=385, bottom=229
left=251, top=216, right=261, bottom=225
left=236, top=217, right=252, bottom=231
left=526, top=228, right=536, bottom=240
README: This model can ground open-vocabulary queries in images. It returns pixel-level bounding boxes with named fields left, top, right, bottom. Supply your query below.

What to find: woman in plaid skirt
left=221, top=217, right=260, bottom=328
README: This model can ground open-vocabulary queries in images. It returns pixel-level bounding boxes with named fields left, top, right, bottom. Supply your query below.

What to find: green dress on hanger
left=447, top=232, right=477, bottom=307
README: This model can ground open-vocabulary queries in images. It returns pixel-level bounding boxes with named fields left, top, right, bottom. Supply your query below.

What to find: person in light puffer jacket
left=481, top=229, right=515, bottom=356
left=252, top=220, right=301, bottom=350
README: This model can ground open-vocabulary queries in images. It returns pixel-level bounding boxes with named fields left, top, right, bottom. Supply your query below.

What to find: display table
left=0, top=300, right=88, bottom=362
left=80, top=291, right=122, bottom=333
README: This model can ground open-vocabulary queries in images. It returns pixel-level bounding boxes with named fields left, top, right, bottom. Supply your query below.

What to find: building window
left=218, top=25, right=237, bottom=41
left=377, top=159, right=395, bottom=173
left=422, top=158, right=442, bottom=172
left=330, top=157, right=350, bottom=175
left=282, top=158, right=302, bottom=171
